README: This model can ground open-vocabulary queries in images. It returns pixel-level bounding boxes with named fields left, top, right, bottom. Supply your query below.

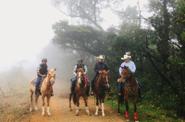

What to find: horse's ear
left=54, top=68, right=56, bottom=71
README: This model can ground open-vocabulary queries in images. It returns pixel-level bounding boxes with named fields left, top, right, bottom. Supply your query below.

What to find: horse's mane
left=122, top=67, right=137, bottom=86
left=96, top=70, right=108, bottom=85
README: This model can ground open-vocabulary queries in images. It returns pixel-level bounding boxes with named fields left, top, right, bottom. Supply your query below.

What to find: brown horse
left=93, top=70, right=110, bottom=117
left=118, top=66, right=139, bottom=122
left=29, top=68, right=56, bottom=116
left=70, top=68, right=90, bottom=116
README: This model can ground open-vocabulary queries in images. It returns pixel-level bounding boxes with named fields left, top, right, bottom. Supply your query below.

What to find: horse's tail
left=73, top=92, right=77, bottom=105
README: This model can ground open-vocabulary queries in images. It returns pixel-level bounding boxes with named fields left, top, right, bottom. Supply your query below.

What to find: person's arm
left=84, top=65, right=88, bottom=74
left=73, top=65, right=77, bottom=76
left=37, top=67, right=45, bottom=77
left=105, top=63, right=109, bottom=71
left=46, top=65, right=48, bottom=74
left=119, top=63, right=124, bottom=75
left=94, top=63, right=98, bottom=73
left=129, top=62, right=136, bottom=73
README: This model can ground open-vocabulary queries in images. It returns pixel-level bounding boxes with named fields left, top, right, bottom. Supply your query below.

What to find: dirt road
left=20, top=96, right=125, bottom=122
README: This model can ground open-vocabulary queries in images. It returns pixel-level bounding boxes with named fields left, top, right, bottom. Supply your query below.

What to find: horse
left=29, top=68, right=56, bottom=116
left=70, top=68, right=90, bottom=116
left=93, top=70, right=110, bottom=117
left=117, top=66, right=139, bottom=122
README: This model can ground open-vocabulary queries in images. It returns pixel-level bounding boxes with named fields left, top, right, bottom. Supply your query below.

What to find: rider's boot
left=71, top=81, right=76, bottom=93
left=35, top=87, right=41, bottom=96
left=86, top=84, right=90, bottom=96
left=51, top=88, right=54, bottom=96
left=138, top=88, right=142, bottom=101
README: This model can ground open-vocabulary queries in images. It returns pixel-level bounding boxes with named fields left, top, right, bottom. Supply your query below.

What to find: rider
left=91, top=55, right=109, bottom=95
left=35, top=58, right=48, bottom=96
left=118, top=52, right=141, bottom=99
left=70, top=59, right=89, bottom=95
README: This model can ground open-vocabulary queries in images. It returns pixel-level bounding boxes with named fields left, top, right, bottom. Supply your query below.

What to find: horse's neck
left=96, top=75, right=102, bottom=84
left=97, top=76, right=105, bottom=86
left=43, top=76, right=50, bottom=86
left=127, top=75, right=137, bottom=85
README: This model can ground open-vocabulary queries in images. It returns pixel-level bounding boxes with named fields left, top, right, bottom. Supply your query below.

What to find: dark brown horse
left=70, top=68, right=90, bottom=116
left=94, top=70, right=110, bottom=117
left=117, top=66, right=139, bottom=122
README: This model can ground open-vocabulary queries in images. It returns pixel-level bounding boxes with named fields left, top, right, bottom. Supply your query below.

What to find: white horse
left=29, top=68, right=56, bottom=116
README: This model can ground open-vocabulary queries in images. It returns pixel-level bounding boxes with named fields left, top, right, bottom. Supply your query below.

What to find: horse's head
left=121, top=66, right=132, bottom=79
left=98, top=70, right=110, bottom=89
left=76, top=68, right=84, bottom=86
left=47, top=68, right=56, bottom=85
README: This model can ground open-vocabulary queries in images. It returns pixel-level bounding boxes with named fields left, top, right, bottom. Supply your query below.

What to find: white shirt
left=119, top=60, right=136, bottom=75
left=73, top=64, right=88, bottom=76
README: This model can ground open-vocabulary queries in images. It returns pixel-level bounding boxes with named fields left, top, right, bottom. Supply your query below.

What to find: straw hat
left=96, top=55, right=105, bottom=60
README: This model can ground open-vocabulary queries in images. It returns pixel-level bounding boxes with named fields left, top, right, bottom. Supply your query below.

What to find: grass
left=105, top=98, right=185, bottom=122
left=0, top=93, right=30, bottom=122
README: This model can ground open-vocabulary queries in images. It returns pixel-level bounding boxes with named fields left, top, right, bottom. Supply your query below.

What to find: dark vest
left=39, top=64, right=48, bottom=75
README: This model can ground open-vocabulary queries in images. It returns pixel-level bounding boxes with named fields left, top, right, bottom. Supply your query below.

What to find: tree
left=52, top=21, right=114, bottom=56
left=52, top=0, right=111, bottom=30
left=146, top=0, right=185, bottom=116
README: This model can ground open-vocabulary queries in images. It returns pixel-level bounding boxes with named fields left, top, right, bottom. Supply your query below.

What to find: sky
left=0, top=0, right=149, bottom=71
left=0, top=0, right=61, bottom=70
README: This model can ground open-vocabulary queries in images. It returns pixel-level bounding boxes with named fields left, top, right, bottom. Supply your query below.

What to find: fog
left=0, top=42, right=87, bottom=97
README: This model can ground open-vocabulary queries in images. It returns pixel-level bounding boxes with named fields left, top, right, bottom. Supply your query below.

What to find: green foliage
left=52, top=0, right=185, bottom=118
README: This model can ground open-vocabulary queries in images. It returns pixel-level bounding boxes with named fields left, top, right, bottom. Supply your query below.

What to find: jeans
left=35, top=76, right=43, bottom=95
left=91, top=73, right=98, bottom=91
left=35, top=76, right=43, bottom=89
left=117, top=82, right=124, bottom=94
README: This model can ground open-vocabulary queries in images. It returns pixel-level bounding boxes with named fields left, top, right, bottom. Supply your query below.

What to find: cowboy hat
left=96, top=55, right=105, bottom=60
left=125, top=51, right=131, bottom=56
left=121, top=54, right=131, bottom=60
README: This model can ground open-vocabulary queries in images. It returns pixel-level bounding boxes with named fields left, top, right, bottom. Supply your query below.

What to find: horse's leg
left=133, top=102, right=139, bottom=122
left=41, top=96, right=45, bottom=116
left=75, top=96, right=80, bottom=116
left=95, top=97, right=99, bottom=116
left=83, top=96, right=90, bottom=116
left=30, top=91, right=34, bottom=112
left=118, top=95, right=120, bottom=113
left=34, top=95, right=39, bottom=111
left=69, top=93, right=72, bottom=111
left=101, top=99, right=105, bottom=117
left=124, top=100, right=129, bottom=121
left=46, top=96, right=51, bottom=116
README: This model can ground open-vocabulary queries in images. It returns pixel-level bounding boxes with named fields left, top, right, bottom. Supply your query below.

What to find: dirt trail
left=20, top=96, right=125, bottom=122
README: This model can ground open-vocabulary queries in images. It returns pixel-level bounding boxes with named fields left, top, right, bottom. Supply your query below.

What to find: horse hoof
left=75, top=113, right=79, bottom=116
left=126, top=119, right=130, bottom=122
left=70, top=108, right=72, bottom=111
left=34, top=107, right=38, bottom=111
left=29, top=107, right=33, bottom=112
left=47, top=112, right=51, bottom=116
left=135, top=121, right=139, bottom=122
left=102, top=114, right=105, bottom=117
left=42, top=113, right=45, bottom=116
left=75, top=110, right=79, bottom=116
left=95, top=112, right=98, bottom=116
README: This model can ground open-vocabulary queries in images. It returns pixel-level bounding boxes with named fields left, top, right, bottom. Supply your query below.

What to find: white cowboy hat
left=96, top=55, right=105, bottom=60
left=121, top=54, right=131, bottom=60
left=125, top=51, right=131, bottom=56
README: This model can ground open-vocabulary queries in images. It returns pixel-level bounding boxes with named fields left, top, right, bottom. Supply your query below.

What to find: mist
left=0, top=42, right=95, bottom=100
